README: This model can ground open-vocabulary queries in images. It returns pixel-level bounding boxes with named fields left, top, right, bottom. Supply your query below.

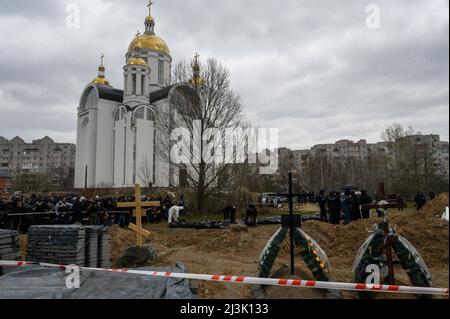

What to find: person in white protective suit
left=168, top=206, right=184, bottom=224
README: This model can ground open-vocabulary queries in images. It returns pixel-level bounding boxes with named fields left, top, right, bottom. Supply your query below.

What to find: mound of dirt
left=229, top=224, right=248, bottom=233
left=198, top=229, right=254, bottom=252
left=301, top=193, right=449, bottom=287
left=109, top=225, right=165, bottom=265
left=417, top=193, right=449, bottom=218
left=109, top=225, right=138, bottom=265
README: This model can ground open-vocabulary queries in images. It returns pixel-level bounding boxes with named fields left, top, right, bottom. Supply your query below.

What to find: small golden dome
left=128, top=34, right=170, bottom=55
left=127, top=57, right=148, bottom=66
left=92, top=76, right=110, bottom=86
left=189, top=76, right=205, bottom=86
left=145, top=15, right=155, bottom=24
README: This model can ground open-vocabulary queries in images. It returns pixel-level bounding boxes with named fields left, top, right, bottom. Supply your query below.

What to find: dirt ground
left=16, top=193, right=448, bottom=299
left=106, top=193, right=449, bottom=299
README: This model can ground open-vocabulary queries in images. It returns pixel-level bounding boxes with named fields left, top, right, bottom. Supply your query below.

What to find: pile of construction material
left=26, top=225, right=111, bottom=267
left=0, top=229, right=20, bottom=262
left=85, top=226, right=111, bottom=268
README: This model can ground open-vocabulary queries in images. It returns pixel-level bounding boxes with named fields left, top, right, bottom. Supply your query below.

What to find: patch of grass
left=182, top=212, right=223, bottom=222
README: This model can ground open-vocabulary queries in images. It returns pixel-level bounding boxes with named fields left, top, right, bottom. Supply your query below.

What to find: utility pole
left=84, top=165, right=88, bottom=190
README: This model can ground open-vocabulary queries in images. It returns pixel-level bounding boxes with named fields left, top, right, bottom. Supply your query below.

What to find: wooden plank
left=135, top=184, right=143, bottom=246
left=132, top=208, right=147, bottom=217
left=128, top=223, right=151, bottom=238
left=117, top=201, right=160, bottom=208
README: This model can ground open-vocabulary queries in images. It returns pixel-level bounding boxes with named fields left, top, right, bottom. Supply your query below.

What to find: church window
left=141, top=75, right=146, bottom=95
left=80, top=87, right=97, bottom=111
left=114, top=107, right=127, bottom=123
left=132, top=74, right=137, bottom=95
left=134, top=107, right=145, bottom=120
left=147, top=109, right=155, bottom=121
left=158, top=60, right=164, bottom=86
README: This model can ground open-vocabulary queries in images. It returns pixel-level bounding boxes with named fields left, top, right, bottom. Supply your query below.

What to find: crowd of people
left=315, top=189, right=436, bottom=226
left=1, top=189, right=437, bottom=230
left=315, top=189, right=373, bottom=225
left=0, top=193, right=186, bottom=227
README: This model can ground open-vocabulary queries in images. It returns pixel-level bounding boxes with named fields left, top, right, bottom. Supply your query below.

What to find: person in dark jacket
left=350, top=191, right=361, bottom=221
left=245, top=204, right=258, bottom=226
left=359, top=190, right=372, bottom=219
left=414, top=192, right=427, bottom=210
left=341, top=190, right=353, bottom=225
left=223, top=206, right=237, bottom=224
left=87, top=200, right=99, bottom=225
left=316, top=190, right=328, bottom=222
left=327, top=192, right=341, bottom=225
left=395, top=194, right=405, bottom=211
left=70, top=198, right=84, bottom=224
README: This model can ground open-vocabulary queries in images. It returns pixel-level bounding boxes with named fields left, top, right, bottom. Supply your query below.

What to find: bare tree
left=381, top=123, right=447, bottom=196
left=13, top=173, right=51, bottom=193
left=137, top=154, right=154, bottom=190
left=156, top=57, right=243, bottom=212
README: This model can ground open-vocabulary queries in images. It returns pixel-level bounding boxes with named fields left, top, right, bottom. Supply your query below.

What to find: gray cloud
left=0, top=0, right=448, bottom=149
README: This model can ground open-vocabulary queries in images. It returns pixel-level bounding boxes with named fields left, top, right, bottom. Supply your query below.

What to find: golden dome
left=92, top=76, right=110, bottom=86
left=145, top=15, right=155, bottom=24
left=127, top=57, right=148, bottom=66
left=128, top=33, right=170, bottom=55
left=189, top=75, right=205, bottom=86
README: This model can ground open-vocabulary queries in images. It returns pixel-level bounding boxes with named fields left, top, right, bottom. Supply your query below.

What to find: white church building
left=74, top=2, right=201, bottom=189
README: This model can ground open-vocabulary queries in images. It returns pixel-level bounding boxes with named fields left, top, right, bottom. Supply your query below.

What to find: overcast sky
left=0, top=0, right=448, bottom=149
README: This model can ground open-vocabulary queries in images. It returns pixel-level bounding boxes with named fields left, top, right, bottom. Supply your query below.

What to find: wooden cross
left=117, top=184, right=160, bottom=246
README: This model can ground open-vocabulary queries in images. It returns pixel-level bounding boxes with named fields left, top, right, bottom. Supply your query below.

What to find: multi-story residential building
left=291, top=149, right=311, bottom=176
left=0, top=136, right=76, bottom=190
left=439, top=141, right=449, bottom=178
left=400, top=134, right=449, bottom=178
left=279, top=135, right=449, bottom=179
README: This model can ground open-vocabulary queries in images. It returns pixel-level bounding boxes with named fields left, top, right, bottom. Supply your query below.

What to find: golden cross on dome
left=136, top=30, right=141, bottom=38
left=100, top=53, right=104, bottom=65
left=147, top=0, right=153, bottom=16
left=194, top=52, right=200, bottom=64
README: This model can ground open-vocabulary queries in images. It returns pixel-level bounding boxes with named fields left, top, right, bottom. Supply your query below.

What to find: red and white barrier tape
left=1, top=260, right=448, bottom=296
